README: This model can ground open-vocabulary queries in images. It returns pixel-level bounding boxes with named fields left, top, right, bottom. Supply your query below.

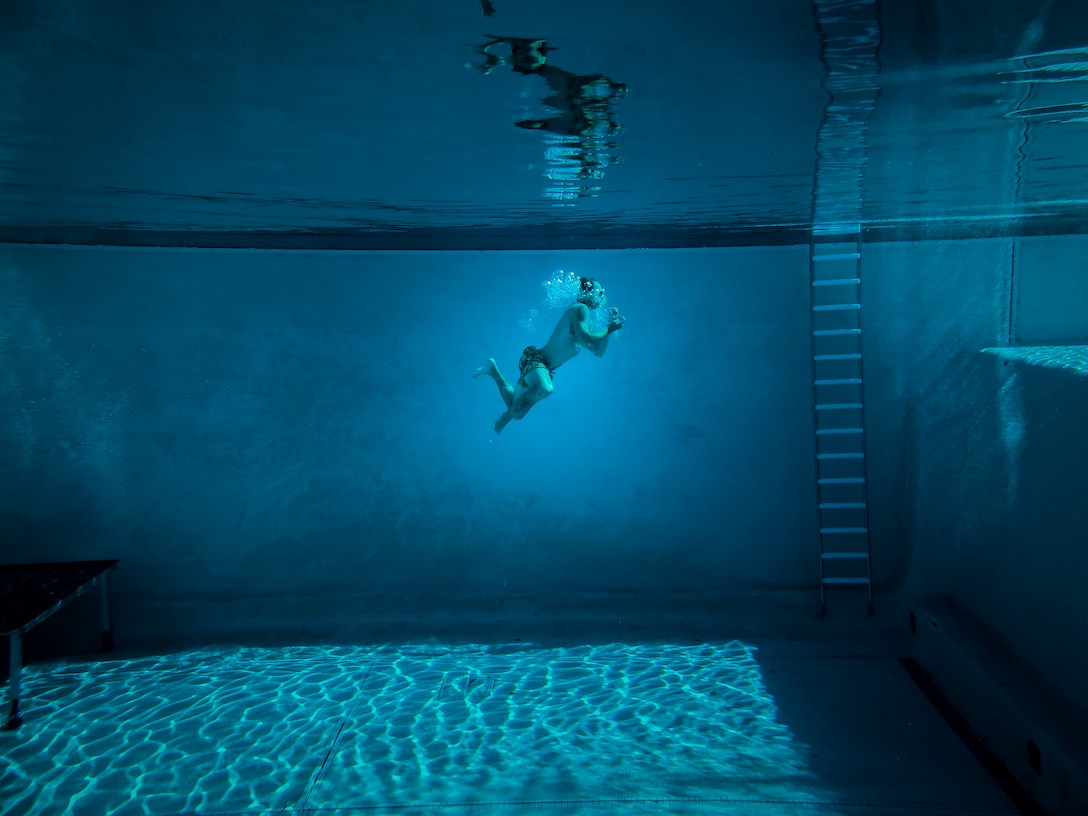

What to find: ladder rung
left=820, top=502, right=867, bottom=509
left=815, top=378, right=862, bottom=386
left=821, top=551, right=869, bottom=559
left=812, top=252, right=861, bottom=261
left=822, top=577, right=871, bottom=585
left=821, top=527, right=869, bottom=534
left=819, top=477, right=866, bottom=484
left=812, top=278, right=861, bottom=286
left=815, top=403, right=863, bottom=410
left=816, top=427, right=864, bottom=435
left=818, top=453, right=864, bottom=460
left=813, top=303, right=861, bottom=312
left=813, top=329, right=862, bottom=336
left=814, top=354, right=862, bottom=361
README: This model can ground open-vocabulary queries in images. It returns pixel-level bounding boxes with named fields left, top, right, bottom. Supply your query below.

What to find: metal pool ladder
left=811, top=227, right=873, bottom=616
left=810, top=0, right=880, bottom=616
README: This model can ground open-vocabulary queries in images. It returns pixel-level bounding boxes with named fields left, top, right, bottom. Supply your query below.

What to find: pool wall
left=863, top=235, right=1088, bottom=727
left=2, top=244, right=831, bottom=638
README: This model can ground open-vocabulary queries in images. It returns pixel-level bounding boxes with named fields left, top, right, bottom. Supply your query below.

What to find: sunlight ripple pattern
left=0, top=642, right=843, bottom=815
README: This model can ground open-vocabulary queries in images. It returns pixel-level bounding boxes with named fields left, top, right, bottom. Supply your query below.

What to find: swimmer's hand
left=607, top=307, right=626, bottom=333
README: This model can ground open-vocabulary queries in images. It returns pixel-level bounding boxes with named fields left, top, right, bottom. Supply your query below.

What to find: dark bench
left=1, top=559, right=119, bottom=730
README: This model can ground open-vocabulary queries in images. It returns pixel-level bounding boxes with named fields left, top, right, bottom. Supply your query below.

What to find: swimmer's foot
left=493, top=412, right=512, bottom=434
left=473, top=358, right=499, bottom=380
left=477, top=358, right=516, bottom=412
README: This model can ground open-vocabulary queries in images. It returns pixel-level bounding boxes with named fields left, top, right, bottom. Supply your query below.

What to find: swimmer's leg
left=473, top=358, right=514, bottom=409
left=493, top=368, right=553, bottom=434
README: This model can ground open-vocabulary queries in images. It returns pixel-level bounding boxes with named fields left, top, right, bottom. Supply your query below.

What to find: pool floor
left=0, top=638, right=1018, bottom=815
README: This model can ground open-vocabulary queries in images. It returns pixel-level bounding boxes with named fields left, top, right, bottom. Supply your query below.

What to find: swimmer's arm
left=572, top=304, right=623, bottom=357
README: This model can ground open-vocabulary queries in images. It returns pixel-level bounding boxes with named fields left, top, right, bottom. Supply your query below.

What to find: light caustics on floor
left=0, top=641, right=858, bottom=816
left=981, top=344, right=1088, bottom=375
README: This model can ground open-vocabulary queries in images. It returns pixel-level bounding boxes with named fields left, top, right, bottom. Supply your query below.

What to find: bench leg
left=4, top=633, right=23, bottom=730
left=100, top=573, right=114, bottom=652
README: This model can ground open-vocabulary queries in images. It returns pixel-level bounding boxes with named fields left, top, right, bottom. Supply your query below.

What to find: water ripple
left=0, top=642, right=851, bottom=815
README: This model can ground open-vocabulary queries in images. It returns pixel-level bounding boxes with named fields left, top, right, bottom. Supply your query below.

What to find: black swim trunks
left=517, top=345, right=553, bottom=387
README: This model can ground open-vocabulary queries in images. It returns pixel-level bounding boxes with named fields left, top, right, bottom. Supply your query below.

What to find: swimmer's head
left=578, top=277, right=606, bottom=310
left=542, top=270, right=607, bottom=312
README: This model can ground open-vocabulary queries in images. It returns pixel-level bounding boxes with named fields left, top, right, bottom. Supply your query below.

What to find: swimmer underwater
left=474, top=276, right=626, bottom=434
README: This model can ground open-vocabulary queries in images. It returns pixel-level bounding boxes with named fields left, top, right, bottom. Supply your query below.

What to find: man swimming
left=474, top=277, right=625, bottom=434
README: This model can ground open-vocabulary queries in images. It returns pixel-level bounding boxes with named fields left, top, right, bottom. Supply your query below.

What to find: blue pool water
left=2, top=0, right=1088, bottom=813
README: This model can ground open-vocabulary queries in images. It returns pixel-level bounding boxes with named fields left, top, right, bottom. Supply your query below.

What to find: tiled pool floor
left=0, top=640, right=1018, bottom=815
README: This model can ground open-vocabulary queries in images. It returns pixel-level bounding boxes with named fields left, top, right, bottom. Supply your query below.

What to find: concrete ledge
left=911, top=596, right=1088, bottom=816
left=981, top=345, right=1088, bottom=376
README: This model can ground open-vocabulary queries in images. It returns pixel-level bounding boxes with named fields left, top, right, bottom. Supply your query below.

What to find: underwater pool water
left=0, top=641, right=850, bottom=815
